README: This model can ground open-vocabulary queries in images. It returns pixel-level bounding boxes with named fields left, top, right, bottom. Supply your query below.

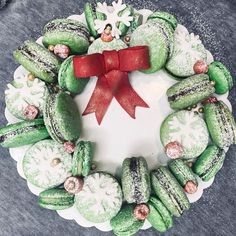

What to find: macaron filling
left=130, top=158, right=145, bottom=204
left=0, top=124, right=45, bottom=143
left=154, top=21, right=173, bottom=59
left=168, top=79, right=210, bottom=102
left=153, top=169, right=185, bottom=215
left=19, top=45, right=58, bottom=76
left=215, top=103, right=235, bottom=146
left=44, top=22, right=90, bottom=40
left=46, top=94, right=66, bottom=142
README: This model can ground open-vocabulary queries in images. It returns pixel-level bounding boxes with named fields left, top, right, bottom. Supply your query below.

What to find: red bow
left=73, top=46, right=150, bottom=125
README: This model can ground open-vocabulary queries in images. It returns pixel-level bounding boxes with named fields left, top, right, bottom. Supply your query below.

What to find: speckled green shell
left=121, top=157, right=151, bottom=204
left=13, top=40, right=61, bottom=83
left=110, top=204, right=144, bottom=236
left=167, top=74, right=215, bottom=110
left=38, top=188, right=74, bottom=210
left=169, top=159, right=198, bottom=187
left=147, top=196, right=173, bottom=232
left=151, top=166, right=190, bottom=217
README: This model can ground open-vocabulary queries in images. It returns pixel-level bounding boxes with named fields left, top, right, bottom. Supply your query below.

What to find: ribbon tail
left=83, top=76, right=113, bottom=125
left=106, top=71, right=149, bottom=119
left=116, top=84, right=149, bottom=118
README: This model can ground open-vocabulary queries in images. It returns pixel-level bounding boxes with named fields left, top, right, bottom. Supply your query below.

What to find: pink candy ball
left=53, top=44, right=70, bottom=59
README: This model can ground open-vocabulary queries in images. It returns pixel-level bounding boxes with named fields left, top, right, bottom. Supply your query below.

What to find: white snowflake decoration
left=24, top=144, right=72, bottom=188
left=94, top=0, right=133, bottom=39
left=168, top=111, right=207, bottom=148
left=78, top=173, right=121, bottom=215
left=174, top=25, right=205, bottom=61
left=5, top=74, right=46, bottom=111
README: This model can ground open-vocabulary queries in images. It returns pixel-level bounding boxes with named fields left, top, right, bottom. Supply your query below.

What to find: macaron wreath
left=1, top=0, right=236, bottom=235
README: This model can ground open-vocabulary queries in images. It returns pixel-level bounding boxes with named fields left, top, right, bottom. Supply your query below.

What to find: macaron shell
left=88, top=38, right=127, bottom=54
left=23, top=139, right=72, bottom=189
left=121, top=157, right=151, bottom=204
left=166, top=74, right=215, bottom=110
left=84, top=2, right=105, bottom=38
left=58, top=56, right=89, bottom=94
left=13, top=40, right=61, bottom=83
left=0, top=119, right=49, bottom=148
left=72, top=141, right=93, bottom=176
left=110, top=204, right=144, bottom=236
left=43, top=19, right=90, bottom=54
left=169, top=159, right=197, bottom=187
left=160, top=110, right=209, bottom=159
left=147, top=196, right=173, bottom=232
left=43, top=92, right=64, bottom=144
left=208, top=61, right=233, bottom=94
left=147, top=11, right=178, bottom=30
left=204, top=101, right=236, bottom=148
left=54, top=92, right=81, bottom=142
left=130, top=20, right=173, bottom=73
left=193, top=145, right=226, bottom=181
left=75, top=172, right=123, bottom=223
left=151, top=167, right=190, bottom=217
left=38, top=188, right=74, bottom=210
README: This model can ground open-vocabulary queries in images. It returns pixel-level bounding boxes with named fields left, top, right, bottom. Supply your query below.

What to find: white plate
left=5, top=10, right=231, bottom=232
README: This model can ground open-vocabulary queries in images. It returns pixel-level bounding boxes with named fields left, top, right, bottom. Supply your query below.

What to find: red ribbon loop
left=73, top=46, right=150, bottom=125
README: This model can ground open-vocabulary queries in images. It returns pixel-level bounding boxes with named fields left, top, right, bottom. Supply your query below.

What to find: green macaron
left=84, top=1, right=105, bottom=38
left=151, top=166, right=190, bottom=217
left=121, top=157, right=151, bottom=204
left=23, top=139, right=72, bottom=189
left=160, top=110, right=209, bottom=159
left=110, top=204, right=144, bottom=236
left=207, top=61, right=233, bottom=94
left=147, top=11, right=178, bottom=30
left=193, top=145, right=226, bottom=181
left=42, top=19, right=90, bottom=54
left=0, top=119, right=49, bottom=148
left=169, top=159, right=198, bottom=193
left=13, top=40, right=61, bottom=83
left=204, top=100, right=236, bottom=148
left=75, top=172, right=123, bottom=223
left=43, top=91, right=81, bottom=144
left=165, top=31, right=207, bottom=78
left=130, top=17, right=174, bottom=73
left=127, top=12, right=143, bottom=34
left=147, top=196, right=173, bottom=233
left=58, top=56, right=89, bottom=94
left=38, top=188, right=74, bottom=210
left=167, top=74, right=215, bottom=110
left=72, top=141, right=93, bottom=177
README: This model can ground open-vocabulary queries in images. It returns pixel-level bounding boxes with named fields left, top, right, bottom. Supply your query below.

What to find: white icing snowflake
left=24, top=142, right=72, bottom=188
left=78, top=173, right=121, bottom=215
left=94, top=0, right=133, bottom=39
left=168, top=111, right=207, bottom=148
left=174, top=25, right=205, bottom=61
left=5, top=74, right=46, bottom=111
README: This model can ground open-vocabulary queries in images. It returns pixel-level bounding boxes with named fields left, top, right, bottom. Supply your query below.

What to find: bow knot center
left=102, top=50, right=120, bottom=73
